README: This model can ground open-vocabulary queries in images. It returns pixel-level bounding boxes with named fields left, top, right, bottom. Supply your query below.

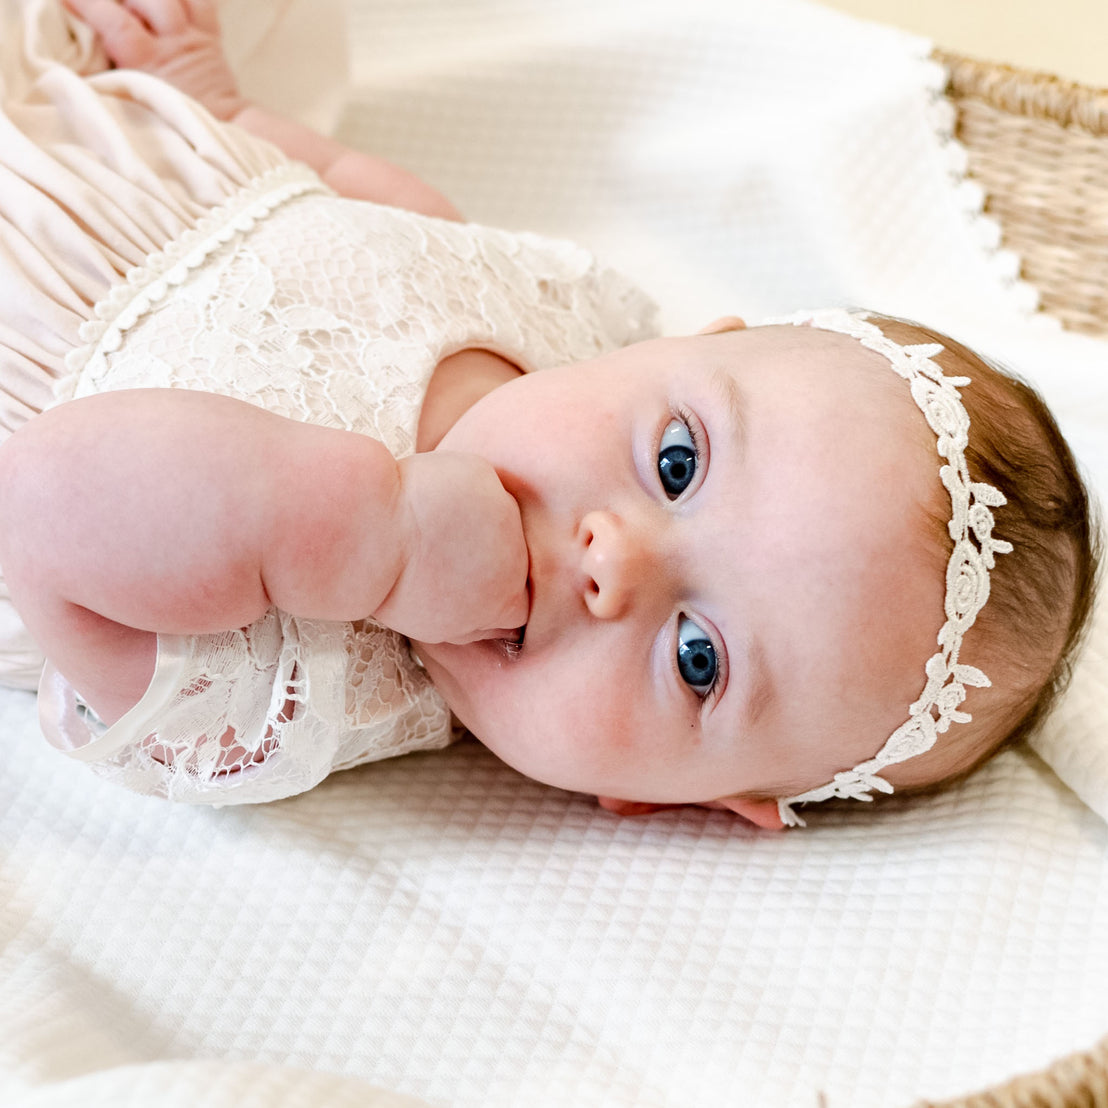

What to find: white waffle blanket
left=3, top=2, right=1108, bottom=1106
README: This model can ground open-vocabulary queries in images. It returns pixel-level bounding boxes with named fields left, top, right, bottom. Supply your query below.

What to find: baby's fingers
left=180, top=0, right=220, bottom=34
left=64, top=0, right=158, bottom=66
left=120, top=0, right=189, bottom=36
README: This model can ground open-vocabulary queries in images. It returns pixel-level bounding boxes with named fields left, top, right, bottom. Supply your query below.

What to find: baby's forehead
left=742, top=321, right=887, bottom=364
left=706, top=324, right=943, bottom=517
left=718, top=324, right=919, bottom=411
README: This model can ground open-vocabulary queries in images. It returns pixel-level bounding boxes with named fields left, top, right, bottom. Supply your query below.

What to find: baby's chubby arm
left=63, top=0, right=462, bottom=220
left=0, top=390, right=527, bottom=712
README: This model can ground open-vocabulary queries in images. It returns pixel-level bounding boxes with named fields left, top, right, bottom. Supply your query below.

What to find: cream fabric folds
left=0, top=0, right=292, bottom=437
left=0, top=0, right=294, bottom=689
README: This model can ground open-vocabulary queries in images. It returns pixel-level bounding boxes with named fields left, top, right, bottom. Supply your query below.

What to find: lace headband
left=765, top=310, right=1013, bottom=828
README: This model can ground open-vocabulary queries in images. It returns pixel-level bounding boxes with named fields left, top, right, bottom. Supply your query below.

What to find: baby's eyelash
left=699, top=667, right=723, bottom=709
left=674, top=405, right=706, bottom=463
left=698, top=638, right=726, bottom=710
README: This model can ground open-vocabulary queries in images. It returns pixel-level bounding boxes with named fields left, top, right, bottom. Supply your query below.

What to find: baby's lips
left=451, top=627, right=513, bottom=645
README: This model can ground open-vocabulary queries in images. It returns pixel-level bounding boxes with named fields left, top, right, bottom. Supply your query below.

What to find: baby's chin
left=407, top=640, right=557, bottom=772
left=407, top=636, right=494, bottom=727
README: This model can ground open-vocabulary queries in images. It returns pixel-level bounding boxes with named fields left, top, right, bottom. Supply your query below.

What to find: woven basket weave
left=935, top=49, right=1108, bottom=338
left=897, top=50, right=1108, bottom=1108
left=907, top=1030, right=1108, bottom=1108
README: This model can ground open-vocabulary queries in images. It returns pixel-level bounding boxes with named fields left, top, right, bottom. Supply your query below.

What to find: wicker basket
left=907, top=1031, right=1108, bottom=1108
left=935, top=49, right=1108, bottom=338
left=895, top=49, right=1108, bottom=1108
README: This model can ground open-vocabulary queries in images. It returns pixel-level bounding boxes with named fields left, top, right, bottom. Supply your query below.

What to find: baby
left=0, top=0, right=1096, bottom=828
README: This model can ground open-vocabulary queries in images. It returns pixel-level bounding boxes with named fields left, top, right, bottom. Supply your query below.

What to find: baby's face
left=416, top=325, right=944, bottom=822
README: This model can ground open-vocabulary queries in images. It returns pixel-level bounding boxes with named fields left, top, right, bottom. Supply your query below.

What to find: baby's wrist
left=371, top=454, right=434, bottom=629
left=377, top=452, right=526, bottom=644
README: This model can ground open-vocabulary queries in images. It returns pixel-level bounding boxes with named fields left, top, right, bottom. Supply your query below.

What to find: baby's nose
left=578, top=509, right=657, bottom=620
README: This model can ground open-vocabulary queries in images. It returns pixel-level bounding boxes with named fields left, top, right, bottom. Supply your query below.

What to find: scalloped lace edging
left=916, top=50, right=1045, bottom=321
left=56, top=163, right=332, bottom=403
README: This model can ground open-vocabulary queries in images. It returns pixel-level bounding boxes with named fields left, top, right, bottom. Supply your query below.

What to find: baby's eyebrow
left=709, top=368, right=746, bottom=458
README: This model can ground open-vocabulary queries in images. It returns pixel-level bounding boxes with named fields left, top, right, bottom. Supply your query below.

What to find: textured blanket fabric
left=3, top=1, right=1108, bottom=1106
left=3, top=689, right=1108, bottom=1108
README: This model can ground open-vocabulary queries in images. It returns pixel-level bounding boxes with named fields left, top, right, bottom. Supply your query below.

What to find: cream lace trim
left=770, top=310, right=1014, bottom=828
left=56, top=162, right=330, bottom=401
left=918, top=56, right=1042, bottom=319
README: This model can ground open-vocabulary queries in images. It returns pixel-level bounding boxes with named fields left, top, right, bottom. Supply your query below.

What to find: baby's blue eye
left=658, top=418, right=697, bottom=499
left=677, top=616, right=717, bottom=695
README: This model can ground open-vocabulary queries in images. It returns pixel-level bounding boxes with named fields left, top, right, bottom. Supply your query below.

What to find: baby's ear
left=597, top=794, right=787, bottom=830
left=711, top=796, right=786, bottom=830
left=596, top=796, right=681, bottom=816
left=697, top=316, right=747, bottom=336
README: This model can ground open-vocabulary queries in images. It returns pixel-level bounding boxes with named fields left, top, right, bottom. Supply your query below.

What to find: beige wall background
left=817, top=0, right=1108, bottom=87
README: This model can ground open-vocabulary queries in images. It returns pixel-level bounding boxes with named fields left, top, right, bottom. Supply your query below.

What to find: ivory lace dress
left=0, top=0, right=657, bottom=804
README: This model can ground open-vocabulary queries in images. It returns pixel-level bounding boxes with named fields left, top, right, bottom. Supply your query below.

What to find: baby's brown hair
left=877, top=316, right=1100, bottom=787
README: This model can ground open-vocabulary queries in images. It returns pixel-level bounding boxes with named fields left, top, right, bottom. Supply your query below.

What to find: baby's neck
left=416, top=348, right=523, bottom=451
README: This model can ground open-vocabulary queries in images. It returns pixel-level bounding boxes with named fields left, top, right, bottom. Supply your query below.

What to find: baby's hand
left=374, top=452, right=529, bottom=646
left=64, top=0, right=247, bottom=120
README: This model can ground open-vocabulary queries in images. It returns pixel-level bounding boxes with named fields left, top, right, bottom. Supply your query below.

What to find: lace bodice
left=42, top=164, right=659, bottom=804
